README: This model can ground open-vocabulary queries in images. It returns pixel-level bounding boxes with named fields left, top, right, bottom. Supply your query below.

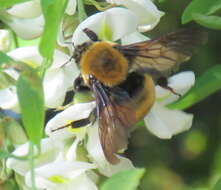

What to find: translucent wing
left=90, top=77, right=135, bottom=164
left=115, top=28, right=207, bottom=77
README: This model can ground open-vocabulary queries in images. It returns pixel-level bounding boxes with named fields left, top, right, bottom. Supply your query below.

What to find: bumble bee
left=54, top=28, right=207, bottom=164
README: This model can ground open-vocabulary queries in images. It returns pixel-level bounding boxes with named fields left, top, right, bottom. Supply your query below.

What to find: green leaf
left=168, top=64, right=221, bottom=110
left=0, top=72, right=16, bottom=89
left=0, top=0, right=31, bottom=9
left=0, top=51, right=15, bottom=72
left=100, top=169, right=145, bottom=190
left=182, top=0, right=221, bottom=24
left=213, top=178, right=221, bottom=190
left=39, top=0, right=68, bottom=63
left=0, top=149, right=11, bottom=159
left=16, top=67, right=45, bottom=145
left=157, top=0, right=167, bottom=3
left=193, top=14, right=221, bottom=30
left=4, top=179, right=20, bottom=190
left=0, top=51, right=13, bottom=64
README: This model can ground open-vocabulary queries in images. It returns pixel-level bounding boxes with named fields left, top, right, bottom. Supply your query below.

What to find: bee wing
left=115, top=28, right=207, bottom=77
left=91, top=78, right=135, bottom=164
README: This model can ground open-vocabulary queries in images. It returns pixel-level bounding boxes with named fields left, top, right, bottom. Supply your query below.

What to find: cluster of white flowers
left=0, top=0, right=195, bottom=189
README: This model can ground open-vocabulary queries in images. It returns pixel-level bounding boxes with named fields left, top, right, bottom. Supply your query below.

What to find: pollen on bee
left=64, top=120, right=81, bottom=133
left=80, top=42, right=129, bottom=87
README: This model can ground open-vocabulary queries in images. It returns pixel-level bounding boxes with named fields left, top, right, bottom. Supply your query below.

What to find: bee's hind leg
left=157, top=77, right=181, bottom=97
left=51, top=108, right=97, bottom=132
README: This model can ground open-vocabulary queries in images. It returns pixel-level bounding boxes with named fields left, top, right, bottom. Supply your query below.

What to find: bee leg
left=140, top=68, right=181, bottom=97
left=51, top=118, right=91, bottom=132
left=59, top=54, right=75, bottom=67
left=51, top=108, right=97, bottom=132
left=74, top=75, right=90, bottom=92
left=157, top=77, right=181, bottom=97
left=88, top=108, right=97, bottom=125
left=83, top=28, right=99, bottom=42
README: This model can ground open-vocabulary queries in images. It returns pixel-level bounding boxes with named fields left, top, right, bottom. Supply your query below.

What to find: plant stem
left=12, top=31, right=19, bottom=48
left=29, top=142, right=37, bottom=190
left=77, top=0, right=87, bottom=22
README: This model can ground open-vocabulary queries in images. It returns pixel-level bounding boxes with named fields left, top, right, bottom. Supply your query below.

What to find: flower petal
left=65, top=0, right=77, bottom=15
left=107, top=0, right=164, bottom=32
left=156, top=71, right=195, bottom=104
left=168, top=71, right=195, bottom=94
left=7, top=47, right=76, bottom=109
left=1, top=12, right=44, bottom=40
left=45, top=102, right=96, bottom=139
left=121, top=31, right=149, bottom=45
left=72, top=7, right=138, bottom=45
left=28, top=173, right=98, bottom=190
left=7, top=46, right=42, bottom=65
left=43, top=69, right=69, bottom=108
left=66, top=138, right=80, bottom=161
left=44, top=50, right=78, bottom=108
left=32, top=161, right=95, bottom=179
left=145, top=103, right=193, bottom=139
left=0, top=29, right=10, bottom=52
left=0, top=86, right=19, bottom=112
left=6, top=138, right=64, bottom=176
left=7, top=0, right=41, bottom=18
left=87, top=124, right=134, bottom=177
left=25, top=157, right=96, bottom=190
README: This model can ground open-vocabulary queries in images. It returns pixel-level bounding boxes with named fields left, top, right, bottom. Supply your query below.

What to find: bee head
left=73, top=41, right=93, bottom=65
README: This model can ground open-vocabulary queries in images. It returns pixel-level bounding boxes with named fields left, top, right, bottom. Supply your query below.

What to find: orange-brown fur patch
left=134, top=74, right=155, bottom=121
left=80, top=42, right=128, bottom=87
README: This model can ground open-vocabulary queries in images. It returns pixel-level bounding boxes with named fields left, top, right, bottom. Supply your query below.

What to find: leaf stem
left=12, top=30, right=19, bottom=48
left=28, top=142, right=37, bottom=190
left=77, top=0, right=87, bottom=22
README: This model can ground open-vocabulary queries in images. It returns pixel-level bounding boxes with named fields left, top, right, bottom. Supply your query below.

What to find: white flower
left=6, top=138, right=64, bottom=176
left=45, top=102, right=96, bottom=140
left=0, top=29, right=11, bottom=52
left=65, top=0, right=77, bottom=15
left=25, top=156, right=97, bottom=190
left=106, top=0, right=164, bottom=32
left=0, top=86, right=19, bottom=112
left=0, top=10, right=44, bottom=40
left=145, top=71, right=195, bottom=139
left=6, top=0, right=77, bottom=17
left=86, top=124, right=134, bottom=177
left=72, top=7, right=138, bottom=45
left=45, top=102, right=134, bottom=177
left=7, top=138, right=98, bottom=190
left=1, top=0, right=77, bottom=40
left=0, top=46, right=78, bottom=112
left=7, top=0, right=41, bottom=18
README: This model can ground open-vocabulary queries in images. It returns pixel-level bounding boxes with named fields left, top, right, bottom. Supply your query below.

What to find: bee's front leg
left=74, top=74, right=90, bottom=92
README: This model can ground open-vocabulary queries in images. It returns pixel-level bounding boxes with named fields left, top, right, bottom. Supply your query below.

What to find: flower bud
left=1, top=117, right=28, bottom=146
left=0, top=30, right=10, bottom=52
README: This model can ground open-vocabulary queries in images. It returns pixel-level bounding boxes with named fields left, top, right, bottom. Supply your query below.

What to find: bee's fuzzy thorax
left=80, top=41, right=129, bottom=87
